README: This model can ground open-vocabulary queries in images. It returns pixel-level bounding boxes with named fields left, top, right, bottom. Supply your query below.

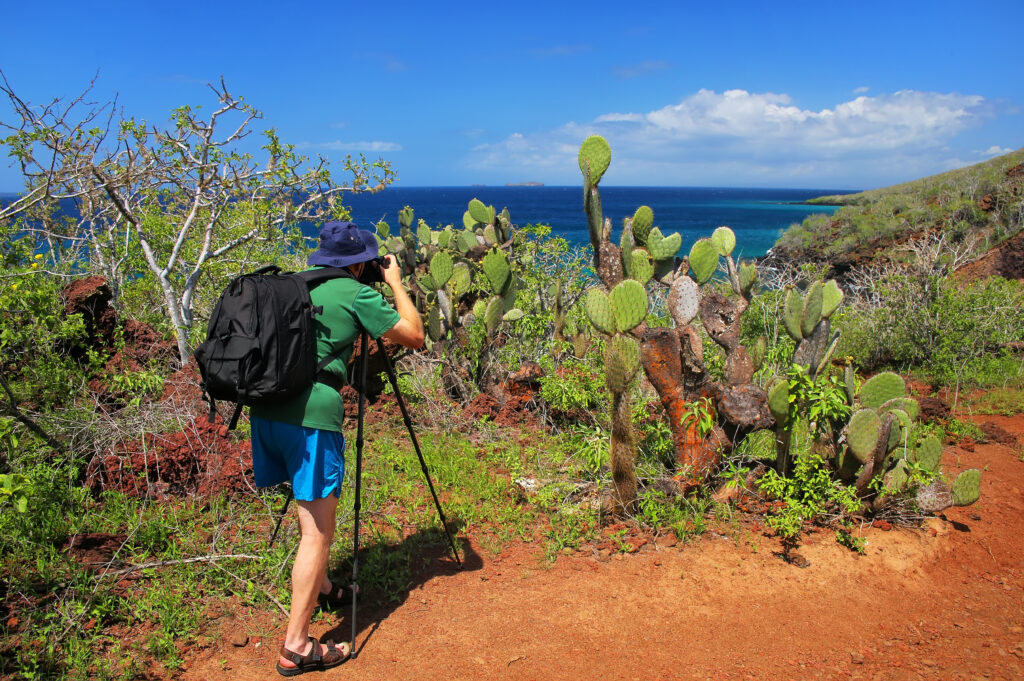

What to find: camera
left=359, top=255, right=390, bottom=284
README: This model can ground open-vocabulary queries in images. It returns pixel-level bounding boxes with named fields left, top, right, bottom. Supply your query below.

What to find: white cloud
left=982, top=145, right=1014, bottom=157
left=298, top=140, right=403, bottom=152
left=466, top=88, right=992, bottom=187
left=854, top=86, right=870, bottom=94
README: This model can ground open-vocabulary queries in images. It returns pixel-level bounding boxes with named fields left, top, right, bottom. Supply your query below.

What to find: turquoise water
left=340, top=186, right=850, bottom=258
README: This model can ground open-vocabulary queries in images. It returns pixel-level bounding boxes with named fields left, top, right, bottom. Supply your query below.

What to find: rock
left=509, top=361, right=544, bottom=385
left=230, top=630, right=249, bottom=647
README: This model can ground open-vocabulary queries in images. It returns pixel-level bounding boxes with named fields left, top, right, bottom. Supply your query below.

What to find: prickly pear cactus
left=608, top=279, right=648, bottom=333
left=859, top=372, right=906, bottom=409
left=952, top=469, right=981, bottom=506
left=847, top=408, right=882, bottom=464
left=688, top=238, right=719, bottom=284
left=632, top=205, right=654, bottom=245
left=711, top=226, right=736, bottom=257
left=578, top=135, right=612, bottom=184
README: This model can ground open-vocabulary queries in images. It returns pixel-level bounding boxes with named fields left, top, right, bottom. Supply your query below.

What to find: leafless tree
left=1, top=73, right=394, bottom=364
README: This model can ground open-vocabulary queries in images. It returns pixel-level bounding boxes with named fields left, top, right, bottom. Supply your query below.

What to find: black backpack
left=194, top=265, right=357, bottom=429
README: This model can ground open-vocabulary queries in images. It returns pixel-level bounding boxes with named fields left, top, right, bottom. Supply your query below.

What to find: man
left=249, top=221, right=424, bottom=676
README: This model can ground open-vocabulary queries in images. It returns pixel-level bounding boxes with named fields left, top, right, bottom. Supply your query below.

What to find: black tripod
left=268, top=330, right=462, bottom=659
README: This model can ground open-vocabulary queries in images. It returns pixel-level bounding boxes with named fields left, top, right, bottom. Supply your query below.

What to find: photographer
left=249, top=221, right=423, bottom=676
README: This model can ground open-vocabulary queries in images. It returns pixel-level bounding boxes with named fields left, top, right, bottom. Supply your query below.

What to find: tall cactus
left=579, top=135, right=774, bottom=508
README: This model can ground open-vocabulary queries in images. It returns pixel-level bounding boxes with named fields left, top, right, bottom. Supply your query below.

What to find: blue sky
left=1, top=0, right=1020, bottom=191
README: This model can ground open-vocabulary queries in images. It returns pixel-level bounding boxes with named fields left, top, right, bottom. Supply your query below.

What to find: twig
left=0, top=371, right=66, bottom=458
left=104, top=553, right=261, bottom=576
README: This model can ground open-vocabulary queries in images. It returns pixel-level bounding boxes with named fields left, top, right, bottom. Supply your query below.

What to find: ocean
left=340, top=186, right=852, bottom=259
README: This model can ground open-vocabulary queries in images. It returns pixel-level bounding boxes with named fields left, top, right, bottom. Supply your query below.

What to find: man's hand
left=382, top=254, right=403, bottom=289
left=380, top=253, right=424, bottom=348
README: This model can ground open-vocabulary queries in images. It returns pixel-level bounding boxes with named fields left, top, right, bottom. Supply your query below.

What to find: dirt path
left=183, top=413, right=1024, bottom=681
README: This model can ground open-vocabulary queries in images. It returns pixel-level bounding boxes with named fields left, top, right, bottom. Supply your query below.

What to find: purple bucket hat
left=307, top=221, right=379, bottom=268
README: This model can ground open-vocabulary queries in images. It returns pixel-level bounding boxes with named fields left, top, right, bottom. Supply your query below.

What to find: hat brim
left=308, top=228, right=379, bottom=268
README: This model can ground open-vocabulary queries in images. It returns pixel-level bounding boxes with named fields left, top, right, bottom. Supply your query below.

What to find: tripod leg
left=375, top=337, right=462, bottom=567
left=267, top=489, right=293, bottom=548
left=350, top=330, right=369, bottom=659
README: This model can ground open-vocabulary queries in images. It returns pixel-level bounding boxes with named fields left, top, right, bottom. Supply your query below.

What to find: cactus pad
left=859, top=372, right=906, bottom=409
left=750, top=335, right=767, bottom=370
left=609, top=279, right=648, bottom=332
left=481, top=249, right=510, bottom=294
left=457, top=229, right=477, bottom=253
left=427, top=305, right=441, bottom=341
left=884, top=412, right=904, bottom=453
left=783, top=288, right=804, bottom=341
left=688, top=238, right=719, bottom=284
left=484, top=296, right=503, bottom=336
left=768, top=380, right=791, bottom=425
left=632, top=206, right=654, bottom=245
left=711, top=226, right=736, bottom=257
left=471, top=299, right=487, bottom=321
left=648, top=228, right=682, bottom=262
left=398, top=206, right=414, bottom=228
left=437, top=227, right=453, bottom=249
left=801, top=281, right=823, bottom=338
left=483, top=224, right=498, bottom=245
left=912, top=434, right=942, bottom=472
left=417, top=272, right=437, bottom=292
left=847, top=408, right=882, bottom=464
left=844, top=365, right=856, bottom=405
left=503, top=308, right=524, bottom=322
left=417, top=222, right=431, bottom=246
left=462, top=210, right=475, bottom=230
left=501, top=277, right=519, bottom=313
left=951, top=469, right=981, bottom=506
left=884, top=459, right=911, bottom=493
left=604, top=333, right=641, bottom=392
left=429, top=252, right=454, bottom=288
left=467, top=198, right=490, bottom=225
left=879, top=398, right=920, bottom=422
left=585, top=287, right=616, bottom=335
left=578, top=135, right=612, bottom=184
left=376, top=221, right=390, bottom=239
left=436, top=289, right=452, bottom=323
left=821, top=279, right=844, bottom=319
left=739, top=260, right=758, bottom=294
left=630, top=248, right=654, bottom=284
left=668, top=275, right=700, bottom=326
left=449, top=262, right=472, bottom=297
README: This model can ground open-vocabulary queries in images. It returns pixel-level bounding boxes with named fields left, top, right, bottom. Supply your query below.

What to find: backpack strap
left=294, top=266, right=367, bottom=390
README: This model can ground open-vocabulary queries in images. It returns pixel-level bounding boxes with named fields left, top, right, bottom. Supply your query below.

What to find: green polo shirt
left=250, top=271, right=400, bottom=432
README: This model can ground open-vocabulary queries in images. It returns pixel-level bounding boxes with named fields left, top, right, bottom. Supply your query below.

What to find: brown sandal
left=276, top=636, right=350, bottom=676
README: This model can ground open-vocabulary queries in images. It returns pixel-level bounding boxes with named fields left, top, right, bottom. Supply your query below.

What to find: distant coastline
left=466, top=182, right=545, bottom=187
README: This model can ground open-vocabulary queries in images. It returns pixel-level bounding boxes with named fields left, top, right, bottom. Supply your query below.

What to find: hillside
left=773, top=148, right=1024, bottom=276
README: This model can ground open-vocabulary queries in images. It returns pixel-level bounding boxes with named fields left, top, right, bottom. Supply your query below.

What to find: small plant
left=681, top=396, right=716, bottom=439
left=835, top=522, right=866, bottom=554
left=945, top=418, right=987, bottom=443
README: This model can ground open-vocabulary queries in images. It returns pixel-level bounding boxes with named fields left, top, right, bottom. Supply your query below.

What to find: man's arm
left=380, top=254, right=425, bottom=349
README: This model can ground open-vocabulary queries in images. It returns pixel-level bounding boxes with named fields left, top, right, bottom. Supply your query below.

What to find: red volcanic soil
left=177, top=410, right=1024, bottom=681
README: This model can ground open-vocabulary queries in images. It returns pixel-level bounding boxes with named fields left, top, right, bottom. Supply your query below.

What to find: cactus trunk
left=610, top=389, right=639, bottom=514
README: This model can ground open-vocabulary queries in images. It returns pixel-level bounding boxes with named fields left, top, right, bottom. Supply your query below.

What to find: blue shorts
left=251, top=417, right=345, bottom=501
